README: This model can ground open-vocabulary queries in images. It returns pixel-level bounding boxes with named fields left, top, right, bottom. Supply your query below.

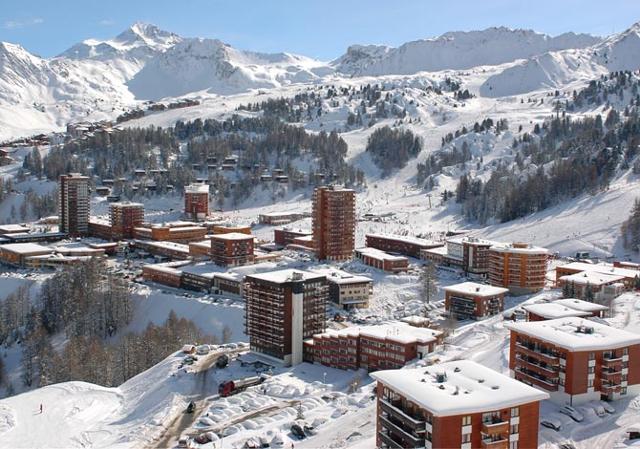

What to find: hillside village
left=1, top=15, right=640, bottom=449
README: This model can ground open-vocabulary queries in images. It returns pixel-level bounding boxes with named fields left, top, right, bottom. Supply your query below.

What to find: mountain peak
left=115, top=22, right=181, bottom=48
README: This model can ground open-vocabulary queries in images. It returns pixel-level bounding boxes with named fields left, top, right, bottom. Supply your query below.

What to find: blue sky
left=1, top=0, right=640, bottom=60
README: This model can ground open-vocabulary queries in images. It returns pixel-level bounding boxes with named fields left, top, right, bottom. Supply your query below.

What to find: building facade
left=355, top=247, right=409, bottom=273
left=184, top=183, right=209, bottom=221
left=59, top=173, right=90, bottom=237
left=210, top=232, right=255, bottom=267
left=312, top=186, right=356, bottom=261
left=488, top=243, right=548, bottom=295
left=444, top=282, right=509, bottom=320
left=506, top=317, right=640, bottom=404
left=365, top=233, right=444, bottom=259
left=371, top=360, right=549, bottom=449
left=109, top=202, right=144, bottom=239
left=244, top=270, right=327, bottom=365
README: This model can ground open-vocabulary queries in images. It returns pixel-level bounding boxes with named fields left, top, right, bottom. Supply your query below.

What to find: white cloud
left=3, top=18, right=44, bottom=30
left=99, top=19, right=115, bottom=26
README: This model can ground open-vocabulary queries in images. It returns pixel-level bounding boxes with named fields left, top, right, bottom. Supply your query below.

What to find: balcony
left=601, top=382, right=622, bottom=393
left=379, top=416, right=422, bottom=448
left=482, top=439, right=509, bottom=449
left=515, top=369, right=558, bottom=391
left=380, top=398, right=425, bottom=429
left=378, top=431, right=404, bottom=449
left=481, top=420, right=509, bottom=435
left=515, top=343, right=559, bottom=364
left=602, top=357, right=623, bottom=371
left=515, top=357, right=559, bottom=378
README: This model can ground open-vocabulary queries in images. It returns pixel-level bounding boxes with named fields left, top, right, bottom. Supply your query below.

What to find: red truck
left=218, top=375, right=266, bottom=397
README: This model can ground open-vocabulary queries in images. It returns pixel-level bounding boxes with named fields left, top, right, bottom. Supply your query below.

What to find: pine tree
left=419, top=263, right=438, bottom=312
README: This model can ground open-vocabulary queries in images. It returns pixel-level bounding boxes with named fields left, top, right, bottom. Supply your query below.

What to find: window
left=462, top=415, right=472, bottom=426
left=426, top=431, right=432, bottom=442
left=588, top=366, right=595, bottom=374
left=510, top=442, right=519, bottom=449
left=589, top=352, right=595, bottom=360
left=462, top=433, right=471, bottom=443
left=511, top=407, right=519, bottom=417
left=510, top=424, right=519, bottom=434
left=621, top=388, right=627, bottom=395
left=623, top=347, right=629, bottom=356
left=588, top=378, right=594, bottom=388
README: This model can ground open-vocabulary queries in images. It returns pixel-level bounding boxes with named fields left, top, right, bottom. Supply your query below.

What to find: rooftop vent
left=454, top=367, right=461, bottom=373
left=291, top=271, right=303, bottom=281
left=438, top=385, right=445, bottom=390
left=436, top=373, right=447, bottom=383
left=491, top=385, right=499, bottom=390
left=477, top=378, right=485, bottom=383
left=475, top=287, right=481, bottom=292
left=453, top=386, right=460, bottom=395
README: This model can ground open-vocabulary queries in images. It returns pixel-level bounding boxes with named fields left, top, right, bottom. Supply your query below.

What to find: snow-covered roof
left=292, top=235, right=313, bottom=242
left=504, top=317, right=640, bottom=351
left=443, top=281, right=508, bottom=297
left=422, top=246, right=448, bottom=256
left=0, top=243, right=53, bottom=255
left=246, top=268, right=325, bottom=284
left=366, top=233, right=443, bottom=247
left=522, top=302, right=591, bottom=319
left=559, top=271, right=625, bottom=286
left=371, top=360, right=549, bottom=417
left=489, top=242, right=549, bottom=255
left=401, top=315, right=431, bottom=326
left=311, top=268, right=372, bottom=285
left=110, top=201, right=143, bottom=208
left=446, top=236, right=496, bottom=246
left=259, top=211, right=302, bottom=217
left=182, top=262, right=222, bottom=277
left=134, top=240, right=189, bottom=251
left=355, top=247, right=407, bottom=262
left=558, top=261, right=639, bottom=279
left=0, top=224, right=30, bottom=233
left=210, top=232, right=254, bottom=241
left=189, top=240, right=211, bottom=249
left=553, top=298, right=609, bottom=313
left=315, top=322, right=441, bottom=345
left=185, top=183, right=209, bottom=194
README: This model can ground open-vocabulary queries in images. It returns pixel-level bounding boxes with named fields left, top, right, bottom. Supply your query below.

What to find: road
left=150, top=348, right=245, bottom=449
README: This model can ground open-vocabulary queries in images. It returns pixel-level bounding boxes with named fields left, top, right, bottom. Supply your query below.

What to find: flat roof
left=522, top=302, right=591, bottom=319
left=443, top=281, right=509, bottom=297
left=210, top=232, right=254, bottom=241
left=185, top=183, right=209, bottom=194
left=553, top=298, right=609, bottom=313
left=505, top=317, right=640, bottom=351
left=0, top=243, right=53, bottom=255
left=0, top=224, right=31, bottom=233
left=559, top=271, right=625, bottom=286
left=558, top=262, right=639, bottom=279
left=315, top=322, right=441, bottom=344
left=356, top=247, right=407, bottom=262
left=246, top=268, right=325, bottom=284
left=446, top=236, right=496, bottom=246
left=371, top=360, right=549, bottom=417
left=312, top=268, right=372, bottom=285
left=366, top=233, right=443, bottom=248
left=489, top=243, right=549, bottom=255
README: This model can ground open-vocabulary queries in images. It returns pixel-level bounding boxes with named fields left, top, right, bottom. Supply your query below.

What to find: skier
left=39, top=404, right=43, bottom=414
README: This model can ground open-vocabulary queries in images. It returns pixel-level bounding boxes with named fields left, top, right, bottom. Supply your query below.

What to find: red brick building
left=371, top=360, right=549, bottom=449
left=308, top=323, right=442, bottom=371
left=506, top=317, right=640, bottom=404
left=488, top=243, right=548, bottom=295
left=109, top=202, right=144, bottom=239
left=244, top=269, right=328, bottom=365
left=133, top=223, right=207, bottom=243
left=274, top=228, right=312, bottom=246
left=444, top=282, right=509, bottom=320
left=312, top=186, right=355, bottom=261
left=59, top=173, right=90, bottom=237
left=355, top=247, right=409, bottom=273
left=365, top=233, right=444, bottom=259
left=184, top=183, right=209, bottom=221
left=210, top=232, right=255, bottom=267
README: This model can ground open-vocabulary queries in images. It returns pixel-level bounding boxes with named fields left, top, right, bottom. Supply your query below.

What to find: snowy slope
left=334, top=27, right=601, bottom=76
left=481, top=22, right=640, bottom=97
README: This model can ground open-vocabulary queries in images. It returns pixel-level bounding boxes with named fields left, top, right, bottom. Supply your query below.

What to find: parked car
left=541, top=417, right=563, bottom=431
left=592, top=404, right=606, bottom=417
left=559, top=405, right=584, bottom=422
left=598, top=401, right=615, bottom=414
left=176, top=437, right=191, bottom=448
left=558, top=442, right=576, bottom=449
left=196, top=345, right=210, bottom=355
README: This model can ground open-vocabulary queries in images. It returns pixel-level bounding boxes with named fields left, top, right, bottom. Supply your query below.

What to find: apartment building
left=210, top=232, right=255, bottom=267
left=505, top=317, right=640, bottom=404
left=371, top=360, right=549, bottom=449
left=488, top=243, right=548, bottom=295
left=273, top=228, right=312, bottom=247
left=244, top=269, right=328, bottom=365
left=422, top=236, right=495, bottom=276
left=258, top=212, right=305, bottom=225
left=59, top=173, right=90, bottom=237
left=308, top=323, right=442, bottom=371
left=555, top=261, right=639, bottom=288
left=312, top=186, right=356, bottom=261
left=558, top=271, right=626, bottom=301
left=109, top=202, right=144, bottom=239
left=444, top=282, right=509, bottom=320
left=313, top=268, right=373, bottom=309
left=365, top=233, right=444, bottom=259
left=184, top=183, right=209, bottom=221
left=133, top=223, right=207, bottom=243
left=0, top=243, right=54, bottom=267
left=355, top=247, right=409, bottom=273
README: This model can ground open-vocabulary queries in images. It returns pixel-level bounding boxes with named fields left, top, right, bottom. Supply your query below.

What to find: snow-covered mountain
left=333, top=27, right=601, bottom=76
left=481, top=23, right=640, bottom=97
left=127, top=37, right=328, bottom=100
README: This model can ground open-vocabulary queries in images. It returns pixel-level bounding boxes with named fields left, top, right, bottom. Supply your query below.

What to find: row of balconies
left=515, top=342, right=560, bottom=364
left=514, top=367, right=558, bottom=391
